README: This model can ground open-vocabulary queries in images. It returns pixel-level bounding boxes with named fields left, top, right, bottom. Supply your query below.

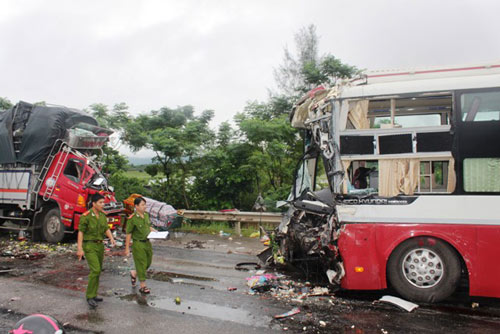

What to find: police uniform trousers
left=84, top=241, right=104, bottom=299
left=132, top=240, right=153, bottom=281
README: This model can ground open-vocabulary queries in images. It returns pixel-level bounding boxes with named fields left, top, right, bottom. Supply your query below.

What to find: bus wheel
left=41, top=208, right=65, bottom=243
left=387, top=237, right=461, bottom=303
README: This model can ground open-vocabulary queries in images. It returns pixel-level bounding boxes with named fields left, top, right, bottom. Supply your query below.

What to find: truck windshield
left=63, top=159, right=84, bottom=184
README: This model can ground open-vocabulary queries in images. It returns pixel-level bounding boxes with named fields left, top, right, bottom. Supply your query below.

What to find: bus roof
left=340, top=62, right=500, bottom=99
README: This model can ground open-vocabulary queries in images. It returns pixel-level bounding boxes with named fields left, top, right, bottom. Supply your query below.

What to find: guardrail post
left=235, top=221, right=241, bottom=236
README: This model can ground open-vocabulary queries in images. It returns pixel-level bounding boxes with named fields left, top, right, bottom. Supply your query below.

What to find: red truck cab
left=36, top=149, right=123, bottom=242
left=0, top=101, right=123, bottom=242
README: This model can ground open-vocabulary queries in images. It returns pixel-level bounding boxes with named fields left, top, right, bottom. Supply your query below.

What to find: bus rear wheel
left=387, top=237, right=461, bottom=303
left=41, top=208, right=65, bottom=243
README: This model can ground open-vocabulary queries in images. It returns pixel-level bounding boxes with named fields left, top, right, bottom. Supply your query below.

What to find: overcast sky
left=1, top=0, right=499, bottom=157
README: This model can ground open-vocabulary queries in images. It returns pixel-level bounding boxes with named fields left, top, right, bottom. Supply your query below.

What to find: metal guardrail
left=179, top=210, right=282, bottom=226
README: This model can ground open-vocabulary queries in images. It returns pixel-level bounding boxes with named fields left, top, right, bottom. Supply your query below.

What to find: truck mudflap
left=262, top=190, right=345, bottom=285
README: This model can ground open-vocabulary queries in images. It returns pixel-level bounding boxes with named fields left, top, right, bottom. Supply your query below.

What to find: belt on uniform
left=134, top=239, right=149, bottom=242
left=83, top=240, right=103, bottom=243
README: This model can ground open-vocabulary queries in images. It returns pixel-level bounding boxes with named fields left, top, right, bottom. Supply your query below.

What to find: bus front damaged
left=263, top=87, right=346, bottom=284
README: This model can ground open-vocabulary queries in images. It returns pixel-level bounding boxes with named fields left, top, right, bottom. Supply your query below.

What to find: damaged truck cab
left=0, top=102, right=123, bottom=242
left=278, top=63, right=500, bottom=302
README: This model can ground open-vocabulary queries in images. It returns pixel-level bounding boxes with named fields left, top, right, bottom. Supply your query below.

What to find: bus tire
left=387, top=237, right=461, bottom=303
left=41, top=208, right=65, bottom=243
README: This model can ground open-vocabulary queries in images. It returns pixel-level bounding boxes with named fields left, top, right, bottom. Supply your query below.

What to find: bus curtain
left=379, top=159, right=419, bottom=197
left=447, top=158, right=456, bottom=193
left=347, top=100, right=370, bottom=130
left=341, top=159, right=352, bottom=194
left=342, top=158, right=456, bottom=196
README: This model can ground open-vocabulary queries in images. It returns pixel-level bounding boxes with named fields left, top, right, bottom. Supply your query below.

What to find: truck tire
left=41, top=208, right=65, bottom=243
left=387, top=237, right=461, bottom=303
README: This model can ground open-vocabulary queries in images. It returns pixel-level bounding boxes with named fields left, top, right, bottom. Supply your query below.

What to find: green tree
left=85, top=102, right=132, bottom=194
left=144, top=164, right=161, bottom=177
left=101, top=146, right=128, bottom=175
left=108, top=173, right=149, bottom=202
left=123, top=106, right=215, bottom=208
left=87, top=102, right=131, bottom=129
left=235, top=111, right=301, bottom=205
left=88, top=103, right=110, bottom=127
left=274, top=24, right=359, bottom=97
left=191, top=120, right=258, bottom=210
left=230, top=24, right=359, bottom=210
left=0, top=97, right=13, bottom=110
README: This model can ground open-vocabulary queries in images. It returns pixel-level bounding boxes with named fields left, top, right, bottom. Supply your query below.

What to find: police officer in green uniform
left=125, top=197, right=156, bottom=294
left=77, top=193, right=116, bottom=309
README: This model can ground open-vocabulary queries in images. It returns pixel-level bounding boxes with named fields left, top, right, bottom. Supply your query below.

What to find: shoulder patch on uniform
left=82, top=211, right=90, bottom=216
left=128, top=214, right=135, bottom=220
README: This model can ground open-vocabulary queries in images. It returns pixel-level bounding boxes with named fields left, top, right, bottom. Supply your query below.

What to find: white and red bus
left=282, top=62, right=500, bottom=302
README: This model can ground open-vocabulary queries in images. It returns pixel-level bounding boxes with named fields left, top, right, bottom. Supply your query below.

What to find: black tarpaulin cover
left=0, top=107, right=16, bottom=164
left=0, top=101, right=98, bottom=164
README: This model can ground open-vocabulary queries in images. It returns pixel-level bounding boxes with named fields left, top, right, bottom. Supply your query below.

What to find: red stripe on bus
left=0, top=189, right=28, bottom=193
left=368, top=64, right=500, bottom=78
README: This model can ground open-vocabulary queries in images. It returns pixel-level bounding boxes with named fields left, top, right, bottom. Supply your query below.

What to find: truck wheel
left=387, top=237, right=461, bottom=303
left=42, top=208, right=65, bottom=243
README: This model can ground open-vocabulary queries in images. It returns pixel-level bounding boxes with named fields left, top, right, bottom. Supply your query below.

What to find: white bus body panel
left=338, top=196, right=500, bottom=226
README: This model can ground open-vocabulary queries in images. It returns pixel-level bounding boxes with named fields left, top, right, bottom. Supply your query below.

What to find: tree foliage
left=0, top=97, right=13, bottom=110
left=122, top=106, right=215, bottom=209
left=274, top=24, right=359, bottom=97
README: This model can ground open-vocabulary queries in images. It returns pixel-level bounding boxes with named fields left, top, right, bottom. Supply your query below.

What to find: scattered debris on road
left=246, top=273, right=278, bottom=293
left=377, top=295, right=419, bottom=312
left=0, top=268, right=14, bottom=274
left=0, top=239, right=75, bottom=259
left=235, top=262, right=261, bottom=271
left=185, top=240, right=206, bottom=249
left=274, top=307, right=301, bottom=319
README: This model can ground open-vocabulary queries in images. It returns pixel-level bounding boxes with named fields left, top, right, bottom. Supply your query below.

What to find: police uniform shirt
left=126, top=212, right=151, bottom=241
left=79, top=210, right=108, bottom=240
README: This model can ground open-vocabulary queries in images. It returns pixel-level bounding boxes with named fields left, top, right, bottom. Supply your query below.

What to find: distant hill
left=127, top=156, right=153, bottom=166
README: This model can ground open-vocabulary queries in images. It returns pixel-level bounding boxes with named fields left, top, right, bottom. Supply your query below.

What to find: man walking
left=77, top=193, right=116, bottom=308
left=125, top=196, right=156, bottom=294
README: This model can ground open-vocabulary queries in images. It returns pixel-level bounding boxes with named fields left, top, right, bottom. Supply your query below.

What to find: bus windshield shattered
left=265, top=63, right=500, bottom=303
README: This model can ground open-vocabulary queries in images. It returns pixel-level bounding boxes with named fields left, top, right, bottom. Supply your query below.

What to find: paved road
left=0, top=234, right=286, bottom=333
left=3, top=233, right=500, bottom=333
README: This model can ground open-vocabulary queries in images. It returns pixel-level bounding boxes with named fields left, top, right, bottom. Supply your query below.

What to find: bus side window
left=345, top=161, right=378, bottom=194
left=418, top=161, right=449, bottom=193
left=461, top=91, right=500, bottom=122
left=463, top=158, right=500, bottom=192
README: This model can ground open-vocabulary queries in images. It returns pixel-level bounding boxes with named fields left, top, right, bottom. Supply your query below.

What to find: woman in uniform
left=125, top=196, right=156, bottom=294
left=77, top=193, right=116, bottom=309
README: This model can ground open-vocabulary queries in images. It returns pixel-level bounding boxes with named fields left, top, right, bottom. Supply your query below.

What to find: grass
left=124, top=170, right=152, bottom=180
left=124, top=170, right=167, bottom=181
left=172, top=220, right=274, bottom=237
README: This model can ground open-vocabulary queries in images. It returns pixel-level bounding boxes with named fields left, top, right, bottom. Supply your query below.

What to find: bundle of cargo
left=123, top=194, right=183, bottom=231
left=0, top=101, right=110, bottom=164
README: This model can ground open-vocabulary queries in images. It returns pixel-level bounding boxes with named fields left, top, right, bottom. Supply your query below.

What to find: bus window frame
left=455, top=87, right=500, bottom=195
